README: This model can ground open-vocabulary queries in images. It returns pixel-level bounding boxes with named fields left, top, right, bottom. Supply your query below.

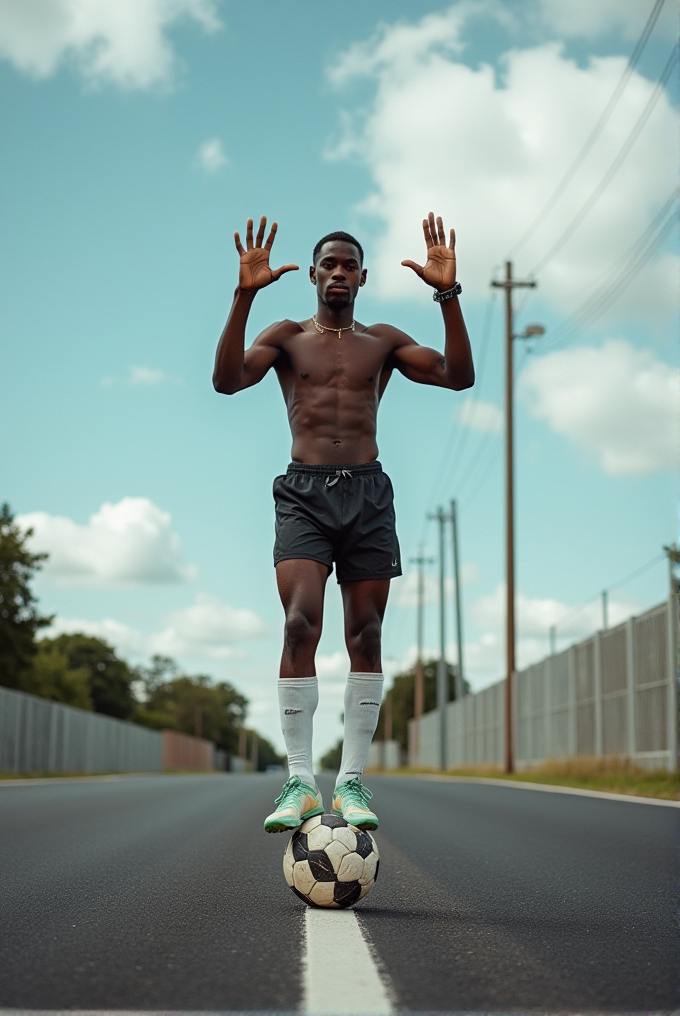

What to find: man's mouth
left=327, top=285, right=349, bottom=293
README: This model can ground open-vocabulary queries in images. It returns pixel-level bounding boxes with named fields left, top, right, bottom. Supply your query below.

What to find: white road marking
left=410, top=773, right=680, bottom=807
left=303, top=909, right=392, bottom=1015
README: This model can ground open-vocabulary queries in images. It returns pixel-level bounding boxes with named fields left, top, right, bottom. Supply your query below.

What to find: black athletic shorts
left=273, top=461, right=402, bottom=582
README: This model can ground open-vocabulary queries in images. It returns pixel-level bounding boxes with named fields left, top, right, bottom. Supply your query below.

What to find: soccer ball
left=283, top=813, right=379, bottom=908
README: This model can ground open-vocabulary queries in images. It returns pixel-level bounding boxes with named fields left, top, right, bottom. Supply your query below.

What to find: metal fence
left=408, top=597, right=678, bottom=772
left=0, top=686, right=163, bottom=774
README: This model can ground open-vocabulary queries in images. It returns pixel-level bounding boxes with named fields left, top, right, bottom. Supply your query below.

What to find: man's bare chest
left=278, top=330, right=391, bottom=387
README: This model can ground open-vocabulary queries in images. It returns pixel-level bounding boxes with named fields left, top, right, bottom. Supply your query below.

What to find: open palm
left=234, top=216, right=299, bottom=291
left=401, top=213, right=457, bottom=291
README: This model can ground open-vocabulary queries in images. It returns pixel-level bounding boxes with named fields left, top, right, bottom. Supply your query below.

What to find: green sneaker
left=332, top=777, right=379, bottom=831
left=264, top=775, right=324, bottom=833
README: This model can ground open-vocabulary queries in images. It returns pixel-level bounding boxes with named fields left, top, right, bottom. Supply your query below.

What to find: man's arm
left=386, top=213, right=474, bottom=391
left=213, top=216, right=298, bottom=395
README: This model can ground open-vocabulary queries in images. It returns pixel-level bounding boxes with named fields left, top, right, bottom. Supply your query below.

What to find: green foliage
left=136, top=656, right=248, bottom=754
left=375, top=659, right=470, bottom=751
left=249, top=730, right=286, bottom=771
left=0, top=503, right=52, bottom=688
left=320, top=738, right=343, bottom=771
left=48, top=633, right=136, bottom=719
left=21, top=641, right=92, bottom=710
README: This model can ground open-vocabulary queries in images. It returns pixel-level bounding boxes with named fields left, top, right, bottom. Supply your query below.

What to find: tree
left=49, top=633, right=136, bottom=719
left=21, top=641, right=92, bottom=710
left=0, top=503, right=53, bottom=687
left=374, top=659, right=470, bottom=752
left=136, top=663, right=248, bottom=754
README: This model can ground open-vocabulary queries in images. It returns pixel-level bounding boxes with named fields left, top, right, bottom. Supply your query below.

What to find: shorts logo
left=360, top=700, right=381, bottom=707
left=284, top=708, right=303, bottom=715
left=392, top=558, right=398, bottom=567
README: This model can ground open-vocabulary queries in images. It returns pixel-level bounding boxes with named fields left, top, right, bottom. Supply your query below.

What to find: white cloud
left=537, top=0, right=672, bottom=41
left=315, top=651, right=349, bottom=679
left=18, top=497, right=196, bottom=585
left=149, top=593, right=266, bottom=659
left=0, top=0, right=220, bottom=90
left=396, top=564, right=478, bottom=609
left=520, top=340, right=679, bottom=475
left=327, top=7, right=678, bottom=316
left=196, top=137, right=227, bottom=173
left=47, top=616, right=144, bottom=656
left=457, top=397, right=503, bottom=433
left=128, top=365, right=166, bottom=385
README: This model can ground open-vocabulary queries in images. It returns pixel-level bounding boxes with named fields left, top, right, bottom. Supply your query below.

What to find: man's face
left=310, top=241, right=367, bottom=308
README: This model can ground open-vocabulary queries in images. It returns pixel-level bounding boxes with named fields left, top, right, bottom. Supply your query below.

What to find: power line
left=540, top=191, right=678, bottom=351
left=508, top=0, right=669, bottom=261
left=528, top=43, right=679, bottom=277
left=552, top=552, right=665, bottom=633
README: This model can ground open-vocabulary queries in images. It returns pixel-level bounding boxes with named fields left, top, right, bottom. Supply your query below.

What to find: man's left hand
left=401, top=212, right=456, bottom=292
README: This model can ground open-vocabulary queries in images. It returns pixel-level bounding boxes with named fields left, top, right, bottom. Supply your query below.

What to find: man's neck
left=314, top=303, right=355, bottom=329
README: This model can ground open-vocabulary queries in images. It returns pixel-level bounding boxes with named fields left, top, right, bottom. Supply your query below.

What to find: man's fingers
left=436, top=216, right=446, bottom=246
left=245, top=218, right=254, bottom=251
left=264, top=222, right=278, bottom=251
left=255, top=215, right=266, bottom=248
left=421, top=218, right=434, bottom=249
left=271, top=263, right=300, bottom=281
left=428, top=212, right=438, bottom=247
left=234, top=231, right=246, bottom=256
left=401, top=259, right=424, bottom=277
left=449, top=227, right=456, bottom=252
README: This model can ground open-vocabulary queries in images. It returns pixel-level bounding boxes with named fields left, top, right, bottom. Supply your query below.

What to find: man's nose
left=331, top=269, right=346, bottom=278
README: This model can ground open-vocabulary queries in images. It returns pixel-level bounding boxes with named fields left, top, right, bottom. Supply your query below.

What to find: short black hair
left=313, top=231, right=364, bottom=265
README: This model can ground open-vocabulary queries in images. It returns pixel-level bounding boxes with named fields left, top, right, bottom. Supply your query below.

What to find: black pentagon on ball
left=374, top=859, right=380, bottom=882
left=354, top=831, right=374, bottom=858
left=320, top=814, right=348, bottom=828
left=307, top=850, right=336, bottom=881
left=291, top=885, right=321, bottom=908
left=292, top=833, right=308, bottom=862
left=334, top=880, right=362, bottom=907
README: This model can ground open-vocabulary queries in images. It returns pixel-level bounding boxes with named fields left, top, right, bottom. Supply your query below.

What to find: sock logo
left=284, top=708, right=303, bottom=715
left=360, top=700, right=380, bottom=707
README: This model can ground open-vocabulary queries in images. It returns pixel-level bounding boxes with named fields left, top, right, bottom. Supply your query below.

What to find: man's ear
left=359, top=268, right=367, bottom=287
left=309, top=266, right=317, bottom=285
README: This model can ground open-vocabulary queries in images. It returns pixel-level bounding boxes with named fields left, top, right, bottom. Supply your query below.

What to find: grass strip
left=388, top=757, right=680, bottom=801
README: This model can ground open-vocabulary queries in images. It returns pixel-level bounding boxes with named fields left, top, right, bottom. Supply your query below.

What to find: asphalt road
left=0, top=772, right=677, bottom=1013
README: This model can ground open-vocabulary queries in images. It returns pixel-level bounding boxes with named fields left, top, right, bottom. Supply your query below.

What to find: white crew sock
left=336, top=672, right=384, bottom=787
left=278, top=677, right=318, bottom=787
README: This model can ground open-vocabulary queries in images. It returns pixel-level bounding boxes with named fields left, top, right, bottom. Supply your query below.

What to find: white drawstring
left=325, top=469, right=353, bottom=487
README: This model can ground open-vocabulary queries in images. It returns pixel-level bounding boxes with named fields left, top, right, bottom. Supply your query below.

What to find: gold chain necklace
left=312, top=314, right=355, bottom=340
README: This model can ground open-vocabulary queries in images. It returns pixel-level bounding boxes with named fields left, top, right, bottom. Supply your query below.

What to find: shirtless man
left=213, top=213, right=474, bottom=832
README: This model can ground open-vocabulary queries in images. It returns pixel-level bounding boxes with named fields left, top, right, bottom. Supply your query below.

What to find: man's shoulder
left=255, top=318, right=306, bottom=344
left=363, top=321, right=414, bottom=345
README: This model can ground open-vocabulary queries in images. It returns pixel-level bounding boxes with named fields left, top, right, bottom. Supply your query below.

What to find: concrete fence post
left=594, top=632, right=603, bottom=757
left=626, top=617, right=637, bottom=761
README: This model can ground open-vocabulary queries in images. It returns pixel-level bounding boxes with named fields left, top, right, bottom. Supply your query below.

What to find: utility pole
left=429, top=506, right=451, bottom=770
left=602, top=590, right=609, bottom=630
left=410, top=548, right=434, bottom=763
left=549, top=625, right=556, bottom=656
left=491, top=262, right=539, bottom=774
left=450, top=499, right=465, bottom=700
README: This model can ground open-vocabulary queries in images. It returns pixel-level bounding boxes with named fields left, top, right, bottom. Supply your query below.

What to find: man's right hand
left=234, top=216, right=299, bottom=291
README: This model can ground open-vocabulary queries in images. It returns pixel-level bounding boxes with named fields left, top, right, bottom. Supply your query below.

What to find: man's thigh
left=340, top=578, right=391, bottom=628
left=276, top=559, right=330, bottom=618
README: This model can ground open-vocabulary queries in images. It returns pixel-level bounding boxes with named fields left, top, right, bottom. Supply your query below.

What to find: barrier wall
left=0, top=686, right=162, bottom=774
left=408, top=598, right=678, bottom=772
left=162, top=729, right=215, bottom=770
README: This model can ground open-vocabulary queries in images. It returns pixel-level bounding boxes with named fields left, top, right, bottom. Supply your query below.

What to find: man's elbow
left=212, top=373, right=239, bottom=395
left=448, top=368, right=475, bottom=391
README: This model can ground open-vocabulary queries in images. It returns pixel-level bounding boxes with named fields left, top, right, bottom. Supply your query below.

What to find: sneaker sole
left=331, top=807, right=379, bottom=831
left=264, top=802, right=324, bottom=834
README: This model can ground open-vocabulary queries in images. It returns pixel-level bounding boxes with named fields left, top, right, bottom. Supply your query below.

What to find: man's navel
left=300, top=372, right=309, bottom=379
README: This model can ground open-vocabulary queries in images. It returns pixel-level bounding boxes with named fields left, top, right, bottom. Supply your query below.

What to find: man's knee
left=284, top=608, right=321, bottom=655
left=347, top=617, right=382, bottom=666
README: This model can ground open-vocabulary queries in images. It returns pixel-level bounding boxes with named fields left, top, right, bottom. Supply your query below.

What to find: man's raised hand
left=234, top=216, right=299, bottom=291
left=401, top=212, right=456, bottom=292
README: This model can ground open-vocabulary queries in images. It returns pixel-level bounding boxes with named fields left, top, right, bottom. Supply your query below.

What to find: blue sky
left=1, top=0, right=677, bottom=758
